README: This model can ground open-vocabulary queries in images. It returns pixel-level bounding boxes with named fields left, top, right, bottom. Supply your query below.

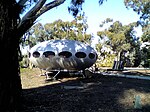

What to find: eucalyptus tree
left=26, top=13, right=91, bottom=45
left=140, top=25, right=150, bottom=42
left=44, top=14, right=91, bottom=42
left=43, top=19, right=77, bottom=40
left=72, top=13, right=91, bottom=42
left=32, top=23, right=49, bottom=42
left=97, top=19, right=139, bottom=69
left=124, top=0, right=149, bottom=26
left=124, top=0, right=150, bottom=42
left=124, top=0, right=150, bottom=67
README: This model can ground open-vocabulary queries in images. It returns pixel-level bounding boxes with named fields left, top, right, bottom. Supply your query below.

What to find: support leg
left=52, top=71, right=61, bottom=80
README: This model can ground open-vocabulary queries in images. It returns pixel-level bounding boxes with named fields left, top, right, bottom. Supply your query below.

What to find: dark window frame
left=58, top=51, right=72, bottom=58
left=89, top=53, right=95, bottom=59
left=32, top=51, right=40, bottom=58
left=43, top=51, right=55, bottom=58
left=75, top=52, right=86, bottom=58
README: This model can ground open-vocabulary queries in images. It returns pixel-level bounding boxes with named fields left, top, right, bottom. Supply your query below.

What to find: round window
left=89, top=53, right=95, bottom=59
left=75, top=52, right=86, bottom=58
left=58, top=51, right=72, bottom=58
left=43, top=51, right=55, bottom=58
left=32, top=51, right=40, bottom=58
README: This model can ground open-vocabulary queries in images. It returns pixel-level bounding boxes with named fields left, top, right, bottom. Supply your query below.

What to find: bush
left=96, top=54, right=115, bottom=67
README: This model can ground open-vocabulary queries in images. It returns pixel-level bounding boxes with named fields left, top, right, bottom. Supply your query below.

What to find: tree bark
left=0, top=1, right=22, bottom=111
left=112, top=51, right=124, bottom=70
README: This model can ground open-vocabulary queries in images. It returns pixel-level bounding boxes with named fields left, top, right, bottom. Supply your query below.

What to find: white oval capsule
left=29, top=39, right=97, bottom=71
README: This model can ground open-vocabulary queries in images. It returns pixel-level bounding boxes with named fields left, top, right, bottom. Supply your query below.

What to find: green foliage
left=95, top=42, right=115, bottom=67
left=124, top=0, right=150, bottom=43
left=140, top=25, right=150, bottom=42
left=68, top=0, right=106, bottom=17
left=95, top=43, right=102, bottom=52
left=96, top=54, right=115, bottom=67
left=99, top=18, right=113, bottom=27
left=140, top=47, right=150, bottom=67
left=97, top=20, right=137, bottom=54
left=124, top=0, right=150, bottom=26
left=126, top=47, right=141, bottom=67
left=97, top=19, right=142, bottom=67
left=21, top=13, right=92, bottom=47
left=19, top=55, right=29, bottom=68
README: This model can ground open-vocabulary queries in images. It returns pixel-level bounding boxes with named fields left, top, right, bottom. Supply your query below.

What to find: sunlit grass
left=118, top=89, right=150, bottom=109
left=20, top=68, right=46, bottom=89
left=20, top=68, right=69, bottom=89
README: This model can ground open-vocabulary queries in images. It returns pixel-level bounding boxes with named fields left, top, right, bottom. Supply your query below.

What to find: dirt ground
left=20, top=68, right=150, bottom=112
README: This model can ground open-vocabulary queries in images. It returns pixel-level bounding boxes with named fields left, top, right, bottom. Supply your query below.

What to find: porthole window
left=89, top=53, right=95, bottom=59
left=43, top=51, right=55, bottom=58
left=58, top=51, right=72, bottom=58
left=32, top=51, right=40, bottom=58
left=75, top=52, right=86, bottom=58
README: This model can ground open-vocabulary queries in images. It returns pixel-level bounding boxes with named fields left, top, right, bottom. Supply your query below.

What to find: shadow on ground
left=21, top=73, right=150, bottom=112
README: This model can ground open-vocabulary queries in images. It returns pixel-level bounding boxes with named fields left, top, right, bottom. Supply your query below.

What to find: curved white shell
left=29, top=39, right=97, bottom=71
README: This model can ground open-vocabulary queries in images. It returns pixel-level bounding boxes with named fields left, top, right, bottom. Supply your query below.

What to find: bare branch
left=19, top=0, right=46, bottom=25
left=17, top=0, right=46, bottom=37
left=36, top=0, right=66, bottom=17
left=17, top=0, right=66, bottom=37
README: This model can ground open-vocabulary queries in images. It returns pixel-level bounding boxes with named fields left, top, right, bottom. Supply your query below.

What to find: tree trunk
left=0, top=1, right=22, bottom=111
left=112, top=51, right=124, bottom=70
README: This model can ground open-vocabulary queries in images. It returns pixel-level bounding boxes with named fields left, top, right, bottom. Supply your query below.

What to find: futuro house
left=29, top=39, right=97, bottom=72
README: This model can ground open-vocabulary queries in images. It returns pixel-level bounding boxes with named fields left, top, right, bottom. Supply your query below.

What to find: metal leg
left=52, top=71, right=61, bottom=80
left=81, top=70, right=87, bottom=78
left=45, top=72, right=50, bottom=79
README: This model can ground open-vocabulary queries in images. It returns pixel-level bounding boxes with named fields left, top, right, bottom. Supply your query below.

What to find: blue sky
left=37, top=0, right=142, bottom=37
left=21, top=0, right=143, bottom=54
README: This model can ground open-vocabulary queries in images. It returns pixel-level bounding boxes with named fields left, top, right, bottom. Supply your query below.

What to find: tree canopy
left=22, top=13, right=92, bottom=48
left=97, top=20, right=138, bottom=54
left=97, top=18, right=142, bottom=67
left=124, top=0, right=150, bottom=42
